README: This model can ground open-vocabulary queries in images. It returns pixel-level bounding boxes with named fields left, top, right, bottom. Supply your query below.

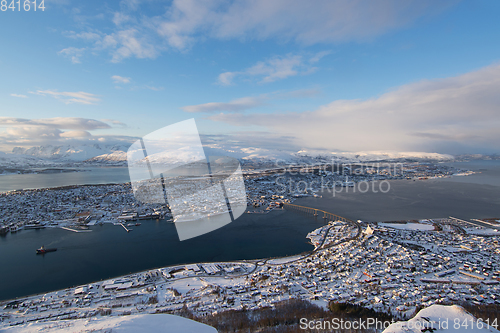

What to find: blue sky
left=1, top=0, right=500, bottom=154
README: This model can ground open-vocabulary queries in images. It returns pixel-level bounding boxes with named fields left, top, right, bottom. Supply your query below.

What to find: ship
left=36, top=246, right=57, bottom=254
left=0, top=226, right=8, bottom=235
left=10, top=224, right=22, bottom=233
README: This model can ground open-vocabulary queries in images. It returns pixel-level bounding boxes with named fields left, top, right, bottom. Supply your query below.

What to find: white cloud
left=60, top=130, right=92, bottom=138
left=0, top=117, right=111, bottom=130
left=145, top=85, right=164, bottom=91
left=113, top=12, right=132, bottom=26
left=66, top=31, right=101, bottom=41
left=183, top=96, right=264, bottom=113
left=58, top=47, right=86, bottom=64
left=10, top=94, right=28, bottom=98
left=120, top=0, right=141, bottom=11
left=183, top=88, right=320, bottom=113
left=209, top=63, right=500, bottom=154
left=155, top=0, right=438, bottom=50
left=1, top=126, right=62, bottom=141
left=209, top=0, right=436, bottom=44
left=0, top=117, right=129, bottom=151
left=109, top=29, right=159, bottom=63
left=34, top=90, right=101, bottom=105
left=111, top=75, right=131, bottom=84
left=217, top=53, right=324, bottom=85
left=309, top=51, right=332, bottom=64
left=217, top=72, right=237, bottom=86
left=246, top=54, right=303, bottom=83
left=101, top=119, right=127, bottom=127
left=64, top=0, right=454, bottom=61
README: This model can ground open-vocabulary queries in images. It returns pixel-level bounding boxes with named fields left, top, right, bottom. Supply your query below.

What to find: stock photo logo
left=127, top=119, right=247, bottom=241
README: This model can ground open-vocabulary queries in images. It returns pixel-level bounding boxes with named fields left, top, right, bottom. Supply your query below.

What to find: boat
left=135, top=223, right=141, bottom=226
left=25, top=224, right=45, bottom=230
left=36, top=246, right=57, bottom=254
left=10, top=224, right=22, bottom=233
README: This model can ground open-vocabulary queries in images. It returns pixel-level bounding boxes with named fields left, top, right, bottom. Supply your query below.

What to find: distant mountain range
left=3, top=143, right=496, bottom=170
left=4, top=143, right=458, bottom=165
left=11, top=144, right=130, bottom=161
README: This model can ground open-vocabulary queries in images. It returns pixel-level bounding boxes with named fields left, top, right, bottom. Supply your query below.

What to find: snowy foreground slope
left=383, top=304, right=499, bottom=333
left=1, top=313, right=217, bottom=333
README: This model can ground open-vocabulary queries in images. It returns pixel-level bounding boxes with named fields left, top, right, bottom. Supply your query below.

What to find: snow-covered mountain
left=12, top=144, right=131, bottom=161
left=5, top=143, right=455, bottom=167
left=85, top=150, right=128, bottom=162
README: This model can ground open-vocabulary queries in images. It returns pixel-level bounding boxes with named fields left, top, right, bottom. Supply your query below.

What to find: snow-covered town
left=0, top=162, right=472, bottom=233
left=1, top=208, right=500, bottom=330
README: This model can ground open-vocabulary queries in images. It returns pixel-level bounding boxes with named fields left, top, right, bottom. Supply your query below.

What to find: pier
left=120, top=223, right=132, bottom=233
left=60, top=227, right=92, bottom=233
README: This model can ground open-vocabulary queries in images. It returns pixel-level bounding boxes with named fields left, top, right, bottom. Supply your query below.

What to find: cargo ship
left=36, top=246, right=57, bottom=254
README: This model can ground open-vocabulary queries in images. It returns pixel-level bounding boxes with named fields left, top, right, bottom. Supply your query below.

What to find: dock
left=60, top=227, right=92, bottom=233
left=120, top=223, right=132, bottom=233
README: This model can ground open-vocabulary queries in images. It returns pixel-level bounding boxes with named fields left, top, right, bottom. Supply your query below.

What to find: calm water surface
left=0, top=210, right=323, bottom=301
left=0, top=167, right=131, bottom=192
left=295, top=160, right=500, bottom=221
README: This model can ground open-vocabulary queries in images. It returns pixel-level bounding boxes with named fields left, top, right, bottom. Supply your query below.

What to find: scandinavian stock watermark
left=273, top=160, right=403, bottom=197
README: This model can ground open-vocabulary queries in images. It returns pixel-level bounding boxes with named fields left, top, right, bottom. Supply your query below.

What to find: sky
left=1, top=0, right=500, bottom=155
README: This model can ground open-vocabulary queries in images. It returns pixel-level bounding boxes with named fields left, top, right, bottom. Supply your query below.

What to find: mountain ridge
left=3, top=144, right=464, bottom=167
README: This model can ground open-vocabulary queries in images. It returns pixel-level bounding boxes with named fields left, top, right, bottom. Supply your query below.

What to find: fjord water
left=0, top=209, right=324, bottom=301
left=295, top=160, right=500, bottom=221
left=0, top=167, right=131, bottom=192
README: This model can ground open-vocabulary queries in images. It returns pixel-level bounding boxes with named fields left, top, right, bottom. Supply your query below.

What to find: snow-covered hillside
left=2, top=313, right=217, bottom=332
left=85, top=150, right=128, bottom=162
left=383, top=304, right=499, bottom=333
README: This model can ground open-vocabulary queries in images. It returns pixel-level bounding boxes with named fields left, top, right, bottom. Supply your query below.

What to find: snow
left=10, top=143, right=132, bottom=162
left=1, top=313, right=217, bottom=333
left=168, top=277, right=209, bottom=294
left=86, top=151, right=127, bottom=162
left=298, top=150, right=454, bottom=161
left=268, top=255, right=303, bottom=264
left=383, top=304, right=500, bottom=332
left=3, top=143, right=455, bottom=165
left=379, top=222, right=435, bottom=231
left=464, top=227, right=500, bottom=235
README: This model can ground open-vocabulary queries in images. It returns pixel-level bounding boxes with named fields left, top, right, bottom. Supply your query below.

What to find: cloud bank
left=0, top=117, right=129, bottom=151
left=209, top=63, right=500, bottom=154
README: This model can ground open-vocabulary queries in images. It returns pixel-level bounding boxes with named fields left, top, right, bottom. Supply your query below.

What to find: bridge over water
left=282, top=203, right=354, bottom=223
